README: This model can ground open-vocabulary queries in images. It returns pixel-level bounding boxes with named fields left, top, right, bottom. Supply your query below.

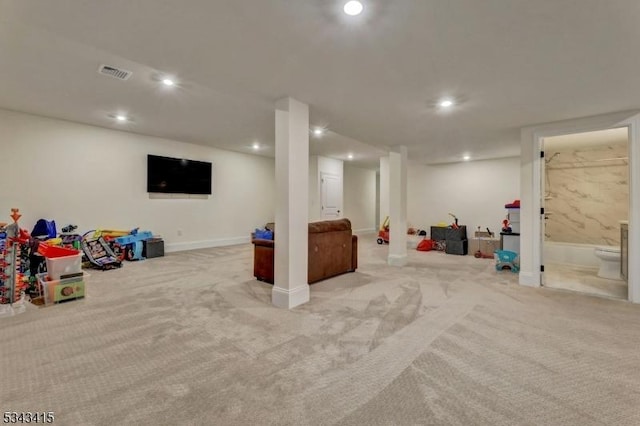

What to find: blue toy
left=31, top=219, right=57, bottom=239
left=254, top=228, right=273, bottom=240
left=495, top=250, right=519, bottom=273
left=113, top=229, right=153, bottom=261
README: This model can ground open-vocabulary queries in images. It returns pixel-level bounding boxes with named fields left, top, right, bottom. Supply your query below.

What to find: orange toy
left=10, top=208, right=21, bottom=223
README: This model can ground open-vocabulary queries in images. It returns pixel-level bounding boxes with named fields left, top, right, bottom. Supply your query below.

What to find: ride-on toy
left=377, top=216, right=389, bottom=244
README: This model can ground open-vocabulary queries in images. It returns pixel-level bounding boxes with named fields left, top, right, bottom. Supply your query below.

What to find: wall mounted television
left=147, top=155, right=212, bottom=195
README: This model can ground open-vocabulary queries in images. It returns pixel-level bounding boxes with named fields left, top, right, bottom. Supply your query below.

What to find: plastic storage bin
left=38, top=245, right=82, bottom=280
left=507, top=208, right=520, bottom=233
left=501, top=233, right=520, bottom=254
left=36, top=272, right=87, bottom=305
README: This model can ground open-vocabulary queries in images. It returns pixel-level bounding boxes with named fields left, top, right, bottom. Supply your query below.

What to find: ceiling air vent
left=98, top=64, right=132, bottom=81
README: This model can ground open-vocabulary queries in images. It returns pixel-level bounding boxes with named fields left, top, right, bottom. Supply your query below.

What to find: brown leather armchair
left=252, top=218, right=358, bottom=284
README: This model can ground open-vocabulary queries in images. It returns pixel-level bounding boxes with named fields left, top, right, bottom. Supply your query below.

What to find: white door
left=321, top=172, right=342, bottom=219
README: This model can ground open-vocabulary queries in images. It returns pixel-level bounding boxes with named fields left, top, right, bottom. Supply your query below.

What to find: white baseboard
left=149, top=193, right=208, bottom=200
left=165, top=228, right=373, bottom=252
left=165, top=236, right=250, bottom=253
left=272, top=284, right=310, bottom=309
left=353, top=228, right=376, bottom=235
left=388, top=253, right=408, bottom=266
left=519, top=271, right=541, bottom=287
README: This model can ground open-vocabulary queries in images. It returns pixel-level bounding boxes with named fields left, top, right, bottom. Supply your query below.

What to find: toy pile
left=32, top=222, right=159, bottom=271
left=0, top=207, right=164, bottom=311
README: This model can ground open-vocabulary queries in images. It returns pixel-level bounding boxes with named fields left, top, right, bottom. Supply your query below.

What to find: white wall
left=343, top=165, right=376, bottom=233
left=408, top=157, right=520, bottom=236
left=317, top=156, right=343, bottom=177
left=0, top=109, right=275, bottom=252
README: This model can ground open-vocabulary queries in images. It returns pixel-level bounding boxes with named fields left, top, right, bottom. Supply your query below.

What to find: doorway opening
left=541, top=128, right=629, bottom=300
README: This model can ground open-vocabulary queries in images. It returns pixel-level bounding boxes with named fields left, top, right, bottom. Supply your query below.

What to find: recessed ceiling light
left=348, top=153, right=354, bottom=160
left=115, top=115, right=128, bottom=122
left=313, top=128, right=324, bottom=136
left=439, top=98, right=455, bottom=108
left=252, top=142, right=260, bottom=150
left=463, top=155, right=471, bottom=161
left=162, top=78, right=175, bottom=87
left=344, top=1, right=364, bottom=16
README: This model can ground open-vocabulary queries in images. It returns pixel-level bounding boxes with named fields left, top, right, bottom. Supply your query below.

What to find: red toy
left=448, top=213, right=459, bottom=229
left=377, top=216, right=389, bottom=244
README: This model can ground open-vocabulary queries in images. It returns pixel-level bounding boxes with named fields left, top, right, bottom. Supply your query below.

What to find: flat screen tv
left=147, top=155, right=212, bottom=195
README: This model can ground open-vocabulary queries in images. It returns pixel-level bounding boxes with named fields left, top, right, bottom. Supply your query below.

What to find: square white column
left=273, top=97, right=310, bottom=308
left=379, top=156, right=390, bottom=226
left=388, top=146, right=408, bottom=266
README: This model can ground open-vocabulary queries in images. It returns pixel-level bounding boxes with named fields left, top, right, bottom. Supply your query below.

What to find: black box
left=445, top=239, right=468, bottom=255
left=430, top=226, right=447, bottom=241
left=445, top=226, right=467, bottom=241
left=143, top=238, right=165, bottom=258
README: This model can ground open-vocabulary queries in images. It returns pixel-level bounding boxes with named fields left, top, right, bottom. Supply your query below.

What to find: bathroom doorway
left=541, top=128, right=629, bottom=300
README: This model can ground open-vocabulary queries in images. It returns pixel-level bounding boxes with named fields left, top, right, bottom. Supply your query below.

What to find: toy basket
left=37, top=244, right=82, bottom=280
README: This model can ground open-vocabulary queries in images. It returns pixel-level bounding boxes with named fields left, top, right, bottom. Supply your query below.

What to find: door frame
left=539, top=128, right=630, bottom=292
left=523, top=110, right=640, bottom=303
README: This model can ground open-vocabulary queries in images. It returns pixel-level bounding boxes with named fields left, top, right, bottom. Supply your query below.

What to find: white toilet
left=594, top=246, right=622, bottom=280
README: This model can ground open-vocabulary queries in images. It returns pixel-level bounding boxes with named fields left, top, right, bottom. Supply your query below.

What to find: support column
left=273, top=97, right=310, bottom=308
left=379, top=156, right=390, bottom=227
left=388, top=146, right=408, bottom=266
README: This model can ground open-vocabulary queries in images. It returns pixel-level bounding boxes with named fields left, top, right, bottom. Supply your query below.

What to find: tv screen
left=147, top=155, right=212, bottom=195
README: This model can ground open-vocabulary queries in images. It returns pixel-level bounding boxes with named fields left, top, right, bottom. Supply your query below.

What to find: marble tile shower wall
left=545, top=143, right=628, bottom=245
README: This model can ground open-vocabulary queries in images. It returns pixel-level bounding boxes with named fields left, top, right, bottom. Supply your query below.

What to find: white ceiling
left=2, top=1, right=640, bottom=167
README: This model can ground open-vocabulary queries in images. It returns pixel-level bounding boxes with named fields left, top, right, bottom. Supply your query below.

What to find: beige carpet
left=2, top=237, right=640, bottom=425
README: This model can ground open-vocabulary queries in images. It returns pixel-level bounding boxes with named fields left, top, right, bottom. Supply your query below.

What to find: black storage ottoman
left=445, top=239, right=468, bottom=255
left=430, top=226, right=448, bottom=242
left=143, top=238, right=165, bottom=258
left=445, top=226, right=467, bottom=241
